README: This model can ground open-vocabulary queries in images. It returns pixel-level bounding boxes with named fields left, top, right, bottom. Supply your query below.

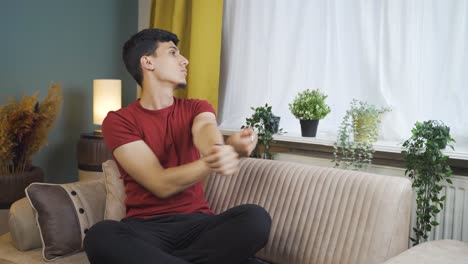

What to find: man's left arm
left=192, top=112, right=257, bottom=158
left=192, top=112, right=225, bottom=156
left=225, top=127, right=258, bottom=157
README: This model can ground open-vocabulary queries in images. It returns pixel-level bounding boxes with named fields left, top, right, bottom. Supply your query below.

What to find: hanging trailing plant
left=242, top=103, right=284, bottom=159
left=402, top=120, right=455, bottom=246
left=333, top=99, right=390, bottom=170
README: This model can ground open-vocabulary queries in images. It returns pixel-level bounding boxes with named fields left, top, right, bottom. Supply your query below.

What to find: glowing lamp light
left=93, top=79, right=121, bottom=132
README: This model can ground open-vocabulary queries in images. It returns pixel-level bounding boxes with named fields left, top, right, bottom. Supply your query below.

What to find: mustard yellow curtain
left=150, top=0, right=223, bottom=111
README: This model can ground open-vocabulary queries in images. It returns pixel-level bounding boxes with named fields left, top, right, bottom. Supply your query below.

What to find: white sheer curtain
left=218, top=0, right=468, bottom=150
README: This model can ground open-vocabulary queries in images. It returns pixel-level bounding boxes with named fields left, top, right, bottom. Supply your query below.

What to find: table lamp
left=93, top=79, right=122, bottom=134
left=76, top=79, right=121, bottom=179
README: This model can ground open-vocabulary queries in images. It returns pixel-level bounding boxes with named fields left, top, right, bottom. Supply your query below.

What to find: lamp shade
left=93, top=79, right=121, bottom=125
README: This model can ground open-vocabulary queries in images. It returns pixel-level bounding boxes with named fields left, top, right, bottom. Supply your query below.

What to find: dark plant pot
left=435, top=137, right=448, bottom=150
left=265, top=115, right=281, bottom=134
left=271, top=115, right=280, bottom=134
left=0, top=166, right=44, bottom=208
left=300, top=120, right=319, bottom=137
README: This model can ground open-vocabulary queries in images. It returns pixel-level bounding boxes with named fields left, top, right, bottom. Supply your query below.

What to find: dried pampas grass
left=0, top=83, right=62, bottom=175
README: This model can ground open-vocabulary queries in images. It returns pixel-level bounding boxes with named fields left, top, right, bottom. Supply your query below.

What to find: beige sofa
left=0, top=158, right=415, bottom=264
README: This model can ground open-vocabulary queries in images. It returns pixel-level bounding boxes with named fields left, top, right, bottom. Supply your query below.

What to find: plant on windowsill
left=332, top=99, right=390, bottom=170
left=0, top=83, right=62, bottom=205
left=242, top=103, right=284, bottom=159
left=402, top=120, right=455, bottom=246
left=289, top=89, right=331, bottom=137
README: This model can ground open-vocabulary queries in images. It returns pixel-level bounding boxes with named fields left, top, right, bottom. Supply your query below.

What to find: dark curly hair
left=122, top=28, right=179, bottom=86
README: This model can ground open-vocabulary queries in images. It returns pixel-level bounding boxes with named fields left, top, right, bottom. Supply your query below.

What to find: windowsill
left=220, top=128, right=468, bottom=161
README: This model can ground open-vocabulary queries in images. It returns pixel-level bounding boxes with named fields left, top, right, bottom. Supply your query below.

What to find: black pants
left=84, top=204, right=271, bottom=264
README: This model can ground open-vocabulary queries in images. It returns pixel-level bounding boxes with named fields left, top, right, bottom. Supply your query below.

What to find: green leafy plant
left=242, top=103, right=284, bottom=159
left=289, top=89, right=331, bottom=120
left=402, top=120, right=455, bottom=246
left=333, top=99, right=390, bottom=170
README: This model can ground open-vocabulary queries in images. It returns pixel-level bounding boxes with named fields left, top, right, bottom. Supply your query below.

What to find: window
left=218, top=0, right=468, bottom=156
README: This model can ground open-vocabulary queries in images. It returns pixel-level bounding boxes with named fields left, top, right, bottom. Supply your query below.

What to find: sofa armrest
left=8, top=198, right=41, bottom=251
left=383, top=239, right=468, bottom=264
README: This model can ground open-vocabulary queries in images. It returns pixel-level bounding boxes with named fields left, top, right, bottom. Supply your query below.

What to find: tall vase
left=300, top=120, right=319, bottom=137
left=0, top=166, right=44, bottom=208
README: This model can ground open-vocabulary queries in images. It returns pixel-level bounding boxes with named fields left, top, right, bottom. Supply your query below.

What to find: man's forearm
left=193, top=122, right=224, bottom=156
left=224, top=128, right=257, bottom=157
left=225, top=136, right=248, bottom=157
left=154, top=159, right=211, bottom=198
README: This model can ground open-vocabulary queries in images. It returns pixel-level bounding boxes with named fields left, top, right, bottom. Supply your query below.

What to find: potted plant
left=402, top=120, right=455, bottom=246
left=0, top=83, right=62, bottom=206
left=289, top=89, right=331, bottom=137
left=242, top=103, right=284, bottom=159
left=333, top=99, right=390, bottom=170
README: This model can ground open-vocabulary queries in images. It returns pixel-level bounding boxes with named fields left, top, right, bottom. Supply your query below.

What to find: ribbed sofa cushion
left=204, top=158, right=412, bottom=264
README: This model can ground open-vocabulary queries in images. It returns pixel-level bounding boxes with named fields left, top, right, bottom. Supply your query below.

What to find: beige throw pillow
left=8, top=197, right=42, bottom=251
left=102, top=160, right=126, bottom=221
left=25, top=179, right=105, bottom=261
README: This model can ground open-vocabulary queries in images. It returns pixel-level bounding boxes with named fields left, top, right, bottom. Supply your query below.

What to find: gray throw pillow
left=25, top=179, right=105, bottom=261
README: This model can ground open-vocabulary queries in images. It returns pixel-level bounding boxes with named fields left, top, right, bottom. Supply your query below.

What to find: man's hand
left=203, top=144, right=239, bottom=176
left=226, top=128, right=258, bottom=157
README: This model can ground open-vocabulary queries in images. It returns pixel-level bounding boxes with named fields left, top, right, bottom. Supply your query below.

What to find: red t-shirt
left=102, top=97, right=215, bottom=219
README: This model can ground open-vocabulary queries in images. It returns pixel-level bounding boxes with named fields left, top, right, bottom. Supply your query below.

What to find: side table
left=76, top=133, right=113, bottom=181
left=0, top=209, right=7, bottom=235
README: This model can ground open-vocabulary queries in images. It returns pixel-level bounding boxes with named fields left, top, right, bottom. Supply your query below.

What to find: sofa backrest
left=204, top=158, right=412, bottom=264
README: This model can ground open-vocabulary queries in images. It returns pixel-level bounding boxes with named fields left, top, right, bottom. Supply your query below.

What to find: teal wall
left=0, top=1, right=138, bottom=183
